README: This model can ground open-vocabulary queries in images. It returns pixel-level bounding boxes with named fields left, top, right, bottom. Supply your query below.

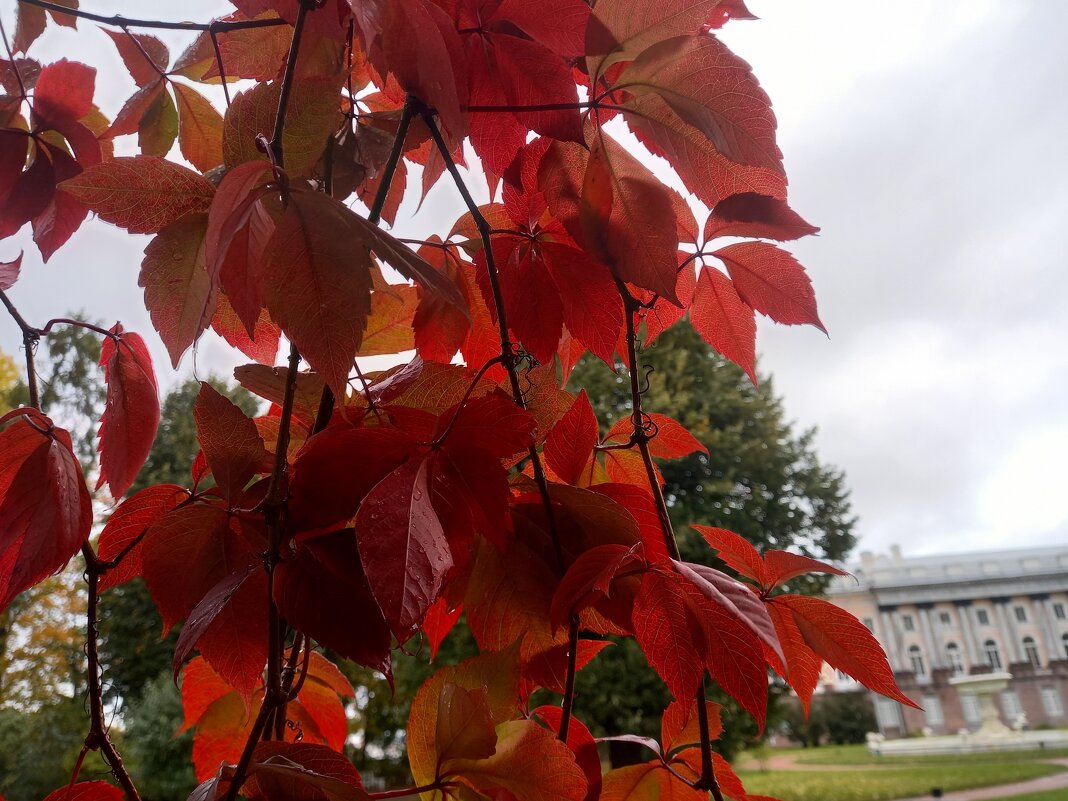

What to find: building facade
left=823, top=545, right=1068, bottom=737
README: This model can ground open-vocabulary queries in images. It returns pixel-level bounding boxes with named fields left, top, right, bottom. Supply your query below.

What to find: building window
left=1022, top=636, right=1041, bottom=667
left=1040, top=686, right=1064, bottom=717
left=945, top=642, right=965, bottom=675
left=984, top=639, right=1002, bottom=670
left=1001, top=690, right=1023, bottom=720
left=939, top=611, right=951, bottom=625
left=923, top=695, right=943, bottom=726
left=875, top=696, right=902, bottom=729
left=962, top=694, right=981, bottom=725
left=909, top=644, right=926, bottom=676
left=1015, top=606, right=1028, bottom=623
left=1062, top=633, right=1068, bottom=660
left=977, top=609, right=990, bottom=625
left=902, top=614, right=915, bottom=632
left=1055, top=603, right=1066, bottom=621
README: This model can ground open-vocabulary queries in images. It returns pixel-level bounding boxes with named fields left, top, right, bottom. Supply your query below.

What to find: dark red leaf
left=0, top=415, right=92, bottom=612
left=193, top=381, right=268, bottom=503
left=96, top=325, right=161, bottom=498
left=544, top=390, right=598, bottom=486
left=274, top=529, right=392, bottom=675
left=355, top=456, right=452, bottom=640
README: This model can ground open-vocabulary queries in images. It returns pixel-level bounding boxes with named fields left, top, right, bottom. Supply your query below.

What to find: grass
left=786, top=743, right=1068, bottom=766
left=736, top=762, right=1064, bottom=801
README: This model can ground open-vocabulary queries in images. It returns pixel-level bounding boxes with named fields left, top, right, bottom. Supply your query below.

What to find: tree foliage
left=0, top=3, right=910, bottom=801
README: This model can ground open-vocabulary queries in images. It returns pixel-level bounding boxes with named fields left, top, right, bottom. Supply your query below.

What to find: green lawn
left=737, top=762, right=1064, bottom=801
left=786, top=743, right=1068, bottom=766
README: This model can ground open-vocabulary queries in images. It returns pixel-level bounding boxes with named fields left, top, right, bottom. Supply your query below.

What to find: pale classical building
left=823, top=544, right=1068, bottom=737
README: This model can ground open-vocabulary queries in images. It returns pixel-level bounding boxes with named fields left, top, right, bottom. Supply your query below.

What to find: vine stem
left=617, top=282, right=722, bottom=792
left=617, top=280, right=681, bottom=560
left=420, top=107, right=580, bottom=741
left=223, top=2, right=312, bottom=796
left=0, top=290, right=142, bottom=800
left=0, top=14, right=28, bottom=103
left=16, top=0, right=288, bottom=32
left=311, top=95, right=416, bottom=432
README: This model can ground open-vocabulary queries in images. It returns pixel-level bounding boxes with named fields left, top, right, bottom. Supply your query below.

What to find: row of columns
left=878, top=595, right=1067, bottom=677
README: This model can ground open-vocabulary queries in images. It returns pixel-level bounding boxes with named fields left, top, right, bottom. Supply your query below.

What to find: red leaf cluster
left=8, top=4, right=904, bottom=801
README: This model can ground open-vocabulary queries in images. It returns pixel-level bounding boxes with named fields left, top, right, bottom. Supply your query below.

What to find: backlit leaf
left=59, top=156, right=215, bottom=234
left=96, top=325, right=161, bottom=499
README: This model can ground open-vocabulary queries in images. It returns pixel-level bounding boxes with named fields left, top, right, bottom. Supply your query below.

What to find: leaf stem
left=693, top=678, right=724, bottom=801
left=0, top=14, right=28, bottom=103
left=226, top=3, right=311, bottom=794
left=617, top=280, right=682, bottom=560
left=0, top=289, right=41, bottom=408
left=420, top=107, right=581, bottom=740
left=370, top=782, right=447, bottom=800
left=83, top=545, right=143, bottom=801
left=16, top=0, right=289, bottom=32
left=311, top=95, right=416, bottom=432
left=209, top=29, right=231, bottom=107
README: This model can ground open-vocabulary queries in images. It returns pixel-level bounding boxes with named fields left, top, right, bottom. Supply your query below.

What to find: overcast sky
left=2, top=1, right=1065, bottom=560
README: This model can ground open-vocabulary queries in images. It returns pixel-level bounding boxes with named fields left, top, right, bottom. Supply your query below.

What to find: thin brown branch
left=693, top=679, right=724, bottom=800
left=83, top=545, right=142, bottom=801
left=617, top=280, right=682, bottom=560
left=225, top=2, right=312, bottom=794
left=0, top=15, right=28, bottom=102
left=0, top=289, right=41, bottom=408
left=17, top=0, right=288, bottom=32
left=209, top=29, right=232, bottom=107
left=420, top=107, right=581, bottom=740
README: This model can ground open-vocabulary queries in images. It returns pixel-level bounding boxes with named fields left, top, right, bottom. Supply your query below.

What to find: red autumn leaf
left=288, top=426, right=415, bottom=531
left=233, top=364, right=325, bottom=426
left=762, top=550, right=849, bottom=589
left=60, top=156, right=215, bottom=234
left=0, top=252, right=21, bottom=290
left=534, top=705, right=602, bottom=801
left=172, top=82, right=225, bottom=173
left=96, top=324, right=161, bottom=499
left=355, top=456, right=452, bottom=640
left=0, top=414, right=92, bottom=612
left=765, top=599, right=822, bottom=714
left=544, top=390, right=598, bottom=486
left=542, top=134, right=682, bottom=303
left=445, top=719, right=589, bottom=801
left=98, top=483, right=189, bottom=591
left=274, top=529, right=392, bottom=676
left=661, top=698, right=723, bottom=756
left=32, top=58, right=95, bottom=127
left=605, top=413, right=706, bottom=460
left=714, top=241, right=825, bottom=331
left=690, top=266, right=756, bottom=383
left=693, top=525, right=765, bottom=586
left=771, top=594, right=919, bottom=708
left=619, top=35, right=783, bottom=173
left=211, top=294, right=281, bottom=365
left=41, top=783, right=125, bottom=801
left=703, top=193, right=820, bottom=242
left=422, top=596, right=462, bottom=660
left=632, top=570, right=704, bottom=701
left=357, top=0, right=468, bottom=138
left=244, top=742, right=371, bottom=801
left=104, top=29, right=169, bottom=87
left=193, top=381, right=269, bottom=503
left=139, top=212, right=217, bottom=367
left=601, top=762, right=705, bottom=801
left=261, top=188, right=373, bottom=399
left=550, top=542, right=645, bottom=632
left=585, top=0, right=723, bottom=68
left=171, top=565, right=260, bottom=681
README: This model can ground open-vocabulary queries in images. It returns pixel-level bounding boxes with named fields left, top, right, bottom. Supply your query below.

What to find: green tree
left=567, top=321, right=856, bottom=761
